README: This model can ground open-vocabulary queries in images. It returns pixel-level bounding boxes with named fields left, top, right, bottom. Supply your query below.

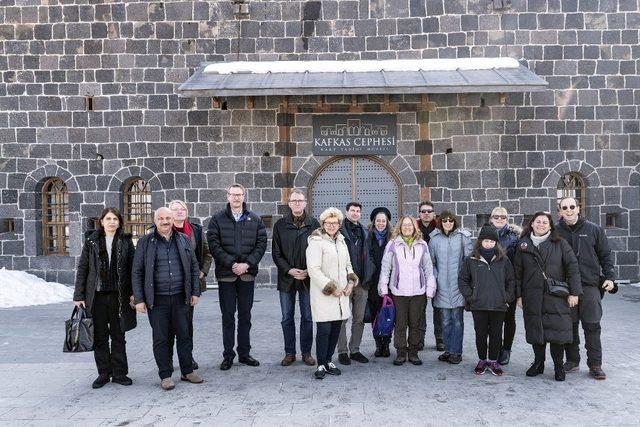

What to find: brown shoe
left=161, top=378, right=175, bottom=390
left=281, top=354, right=296, bottom=366
left=302, top=353, right=316, bottom=366
left=180, top=372, right=203, bottom=384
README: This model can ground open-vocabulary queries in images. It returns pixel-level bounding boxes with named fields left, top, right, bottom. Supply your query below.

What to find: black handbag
left=533, top=257, right=570, bottom=298
left=63, top=306, right=94, bottom=353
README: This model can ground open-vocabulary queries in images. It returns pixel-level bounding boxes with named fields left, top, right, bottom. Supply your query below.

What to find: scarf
left=173, top=220, right=192, bottom=242
left=373, top=228, right=388, bottom=246
left=402, top=236, right=415, bottom=248
left=530, top=231, right=550, bottom=247
left=479, top=246, right=496, bottom=264
left=292, top=212, right=306, bottom=228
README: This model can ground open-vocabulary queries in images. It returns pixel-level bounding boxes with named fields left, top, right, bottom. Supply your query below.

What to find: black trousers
left=533, top=343, right=564, bottom=365
left=168, top=305, right=195, bottom=364
left=93, top=292, right=128, bottom=376
left=502, top=300, right=517, bottom=351
left=472, top=310, right=504, bottom=361
left=316, top=320, right=342, bottom=366
left=147, top=293, right=193, bottom=379
left=218, top=278, right=255, bottom=359
left=565, top=321, right=602, bottom=367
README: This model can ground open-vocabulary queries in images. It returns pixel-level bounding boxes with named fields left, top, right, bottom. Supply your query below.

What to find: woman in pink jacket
left=378, top=216, right=436, bottom=366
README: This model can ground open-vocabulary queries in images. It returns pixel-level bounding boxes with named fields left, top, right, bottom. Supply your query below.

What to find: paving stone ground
left=1, top=286, right=639, bottom=426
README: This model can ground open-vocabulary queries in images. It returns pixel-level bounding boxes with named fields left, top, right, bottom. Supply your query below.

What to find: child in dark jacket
left=458, top=225, right=516, bottom=376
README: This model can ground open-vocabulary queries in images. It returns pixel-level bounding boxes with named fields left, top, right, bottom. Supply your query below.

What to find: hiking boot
left=498, top=348, right=511, bottom=366
left=393, top=352, right=407, bottom=366
left=314, top=365, right=326, bottom=380
left=220, top=358, right=233, bottom=371
left=408, top=353, right=422, bottom=365
left=92, top=374, right=110, bottom=389
left=302, top=353, right=316, bottom=366
left=338, top=353, right=351, bottom=365
left=474, top=360, right=487, bottom=375
left=180, top=372, right=203, bottom=384
left=438, top=351, right=451, bottom=362
left=436, top=340, right=445, bottom=352
left=350, top=352, right=369, bottom=363
left=563, top=360, right=580, bottom=373
left=554, top=364, right=566, bottom=381
left=111, top=375, right=132, bottom=386
left=526, top=360, right=545, bottom=377
left=488, top=361, right=503, bottom=377
left=448, top=354, right=462, bottom=364
left=281, top=354, right=296, bottom=366
left=381, top=343, right=390, bottom=357
left=324, top=362, right=342, bottom=375
left=239, top=355, right=260, bottom=367
left=374, top=343, right=383, bottom=357
left=589, top=365, right=606, bottom=380
left=161, top=378, right=175, bottom=390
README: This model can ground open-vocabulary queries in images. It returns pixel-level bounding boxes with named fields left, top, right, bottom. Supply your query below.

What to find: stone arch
left=541, top=160, right=600, bottom=189
left=23, top=164, right=79, bottom=193
left=107, top=165, right=158, bottom=192
left=629, top=164, right=640, bottom=186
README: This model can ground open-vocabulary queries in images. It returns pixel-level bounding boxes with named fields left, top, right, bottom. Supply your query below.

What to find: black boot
left=554, top=364, right=566, bottom=381
left=382, top=343, right=390, bottom=358
left=526, top=360, right=545, bottom=377
left=374, top=340, right=383, bottom=357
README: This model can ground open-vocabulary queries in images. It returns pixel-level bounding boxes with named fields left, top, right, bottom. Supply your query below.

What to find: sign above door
left=312, top=114, right=397, bottom=156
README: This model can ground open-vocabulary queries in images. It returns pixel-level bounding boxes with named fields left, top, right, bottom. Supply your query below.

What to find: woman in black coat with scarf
left=514, top=211, right=581, bottom=381
left=367, top=207, right=393, bottom=357
left=73, top=208, right=137, bottom=389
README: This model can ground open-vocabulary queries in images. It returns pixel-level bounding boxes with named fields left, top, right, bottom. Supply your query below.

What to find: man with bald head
left=556, top=197, right=616, bottom=380
left=132, top=207, right=203, bottom=390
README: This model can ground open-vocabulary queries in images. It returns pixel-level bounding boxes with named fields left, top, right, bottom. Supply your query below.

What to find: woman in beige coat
left=306, top=207, right=358, bottom=380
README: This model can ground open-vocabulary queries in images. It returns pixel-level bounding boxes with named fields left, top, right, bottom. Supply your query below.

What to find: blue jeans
left=279, top=288, right=313, bottom=355
left=441, top=307, right=464, bottom=355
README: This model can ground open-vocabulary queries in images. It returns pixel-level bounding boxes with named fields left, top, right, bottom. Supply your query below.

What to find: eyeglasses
left=441, top=218, right=454, bottom=224
left=289, top=199, right=306, bottom=204
left=492, top=215, right=507, bottom=220
left=324, top=221, right=340, bottom=226
left=561, top=205, right=576, bottom=211
left=228, top=193, right=244, bottom=198
left=420, top=209, right=434, bottom=214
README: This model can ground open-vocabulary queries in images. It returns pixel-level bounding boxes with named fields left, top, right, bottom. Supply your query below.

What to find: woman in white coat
left=306, top=207, right=358, bottom=380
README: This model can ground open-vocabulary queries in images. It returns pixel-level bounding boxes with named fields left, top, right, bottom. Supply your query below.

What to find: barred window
left=557, top=172, right=586, bottom=211
left=41, top=177, right=70, bottom=255
left=123, top=178, right=152, bottom=243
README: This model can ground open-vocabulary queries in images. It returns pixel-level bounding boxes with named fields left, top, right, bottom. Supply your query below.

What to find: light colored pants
left=337, top=285, right=368, bottom=354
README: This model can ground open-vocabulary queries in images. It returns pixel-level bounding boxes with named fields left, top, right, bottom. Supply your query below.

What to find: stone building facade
left=0, top=0, right=638, bottom=285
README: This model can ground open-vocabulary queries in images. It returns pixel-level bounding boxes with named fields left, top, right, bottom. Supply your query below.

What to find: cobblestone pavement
left=1, top=286, right=639, bottom=426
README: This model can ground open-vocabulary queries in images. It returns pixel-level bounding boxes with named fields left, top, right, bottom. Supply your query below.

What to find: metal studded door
left=310, top=157, right=401, bottom=223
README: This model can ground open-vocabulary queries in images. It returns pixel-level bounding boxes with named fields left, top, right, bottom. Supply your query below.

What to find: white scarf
left=530, top=231, right=550, bottom=247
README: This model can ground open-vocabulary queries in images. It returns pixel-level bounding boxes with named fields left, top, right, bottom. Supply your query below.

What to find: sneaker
left=437, top=351, right=451, bottom=362
left=314, top=365, right=326, bottom=380
left=448, top=354, right=462, bottom=364
left=564, top=360, right=580, bottom=373
left=92, top=374, right=110, bottom=389
left=180, top=372, right=203, bottom=384
left=589, top=365, right=606, bottom=380
left=338, top=353, right=351, bottom=365
left=111, top=375, right=133, bottom=386
left=497, top=348, right=511, bottom=366
left=350, top=352, right=369, bottom=363
left=474, top=360, right=487, bottom=375
left=324, top=362, right=342, bottom=375
left=161, top=377, right=175, bottom=390
left=281, top=354, right=296, bottom=366
left=302, top=353, right=316, bottom=366
left=488, top=361, right=503, bottom=377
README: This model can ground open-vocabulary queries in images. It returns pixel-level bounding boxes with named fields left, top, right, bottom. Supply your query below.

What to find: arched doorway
left=309, top=156, right=402, bottom=223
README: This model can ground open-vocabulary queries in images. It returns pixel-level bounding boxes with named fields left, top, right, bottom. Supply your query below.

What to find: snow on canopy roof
left=203, top=58, right=521, bottom=75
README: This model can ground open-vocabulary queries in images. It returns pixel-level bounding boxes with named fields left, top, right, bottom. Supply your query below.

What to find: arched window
left=123, top=178, right=152, bottom=243
left=41, top=177, right=69, bottom=255
left=557, top=172, right=586, bottom=211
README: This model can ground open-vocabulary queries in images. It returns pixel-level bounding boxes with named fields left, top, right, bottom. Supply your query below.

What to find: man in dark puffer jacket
left=207, top=184, right=267, bottom=371
left=556, top=197, right=616, bottom=380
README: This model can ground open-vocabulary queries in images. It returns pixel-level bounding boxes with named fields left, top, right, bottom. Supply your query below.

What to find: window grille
left=41, top=177, right=69, bottom=255
left=123, top=178, right=152, bottom=243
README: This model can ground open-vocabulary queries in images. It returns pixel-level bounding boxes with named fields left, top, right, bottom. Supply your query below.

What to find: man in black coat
left=337, top=201, right=375, bottom=365
left=417, top=201, right=444, bottom=351
left=207, top=184, right=267, bottom=371
left=272, top=189, right=319, bottom=367
left=132, top=207, right=202, bottom=390
left=556, top=197, right=616, bottom=380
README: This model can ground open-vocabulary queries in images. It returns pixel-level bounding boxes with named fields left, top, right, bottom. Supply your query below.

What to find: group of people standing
left=73, top=184, right=617, bottom=389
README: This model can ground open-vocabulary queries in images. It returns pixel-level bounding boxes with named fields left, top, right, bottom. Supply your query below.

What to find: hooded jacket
left=429, top=228, right=473, bottom=309
left=458, top=253, right=515, bottom=312
left=377, top=236, right=436, bottom=297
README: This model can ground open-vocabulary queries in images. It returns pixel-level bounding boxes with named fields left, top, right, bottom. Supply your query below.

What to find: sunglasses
left=420, top=209, right=434, bottom=214
left=441, top=218, right=455, bottom=224
left=492, top=215, right=507, bottom=220
left=561, top=205, right=576, bottom=211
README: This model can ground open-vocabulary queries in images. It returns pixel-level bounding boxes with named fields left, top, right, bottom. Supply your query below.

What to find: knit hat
left=478, top=224, right=499, bottom=242
left=370, top=207, right=392, bottom=223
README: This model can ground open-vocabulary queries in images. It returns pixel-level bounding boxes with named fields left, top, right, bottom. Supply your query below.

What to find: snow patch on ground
left=0, top=268, right=74, bottom=308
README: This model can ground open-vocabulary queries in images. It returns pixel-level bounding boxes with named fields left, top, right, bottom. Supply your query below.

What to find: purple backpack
left=372, top=295, right=395, bottom=338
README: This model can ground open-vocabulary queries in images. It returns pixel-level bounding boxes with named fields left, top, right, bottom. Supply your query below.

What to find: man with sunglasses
left=556, top=197, right=616, bottom=380
left=417, top=201, right=444, bottom=352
